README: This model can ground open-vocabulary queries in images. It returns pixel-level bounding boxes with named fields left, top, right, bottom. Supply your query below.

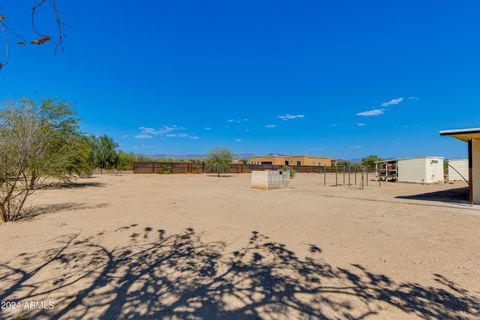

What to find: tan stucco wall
left=472, top=140, right=480, bottom=204
left=249, top=156, right=335, bottom=166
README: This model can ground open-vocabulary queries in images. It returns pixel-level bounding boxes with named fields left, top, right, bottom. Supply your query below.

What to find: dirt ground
left=0, top=173, right=479, bottom=319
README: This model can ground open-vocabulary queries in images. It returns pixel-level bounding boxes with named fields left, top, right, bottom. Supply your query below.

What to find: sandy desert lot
left=0, top=173, right=479, bottom=319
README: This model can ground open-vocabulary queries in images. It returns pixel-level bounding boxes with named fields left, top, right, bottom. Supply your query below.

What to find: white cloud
left=166, top=133, right=187, bottom=138
left=381, top=97, right=404, bottom=107
left=356, top=109, right=384, bottom=117
left=165, top=133, right=199, bottom=139
left=356, top=123, right=366, bottom=127
left=138, top=127, right=157, bottom=134
left=265, top=124, right=277, bottom=128
left=408, top=96, right=419, bottom=101
left=134, top=134, right=153, bottom=139
left=227, top=118, right=248, bottom=124
left=137, top=125, right=197, bottom=139
left=234, top=138, right=242, bottom=142
left=278, top=114, right=305, bottom=121
left=138, top=125, right=186, bottom=135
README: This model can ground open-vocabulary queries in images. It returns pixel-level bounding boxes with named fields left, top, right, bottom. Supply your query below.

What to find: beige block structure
left=251, top=170, right=290, bottom=190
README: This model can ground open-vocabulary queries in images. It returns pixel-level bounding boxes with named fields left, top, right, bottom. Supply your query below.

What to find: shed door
left=431, top=160, right=439, bottom=181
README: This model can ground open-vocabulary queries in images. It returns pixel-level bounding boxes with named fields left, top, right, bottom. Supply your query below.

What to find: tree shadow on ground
left=396, top=187, right=469, bottom=205
left=0, top=227, right=478, bottom=319
left=206, top=174, right=235, bottom=178
left=21, top=203, right=109, bottom=221
left=38, top=181, right=106, bottom=190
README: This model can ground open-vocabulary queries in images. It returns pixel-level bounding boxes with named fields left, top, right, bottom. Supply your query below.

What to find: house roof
left=250, top=155, right=334, bottom=159
left=440, top=128, right=480, bottom=141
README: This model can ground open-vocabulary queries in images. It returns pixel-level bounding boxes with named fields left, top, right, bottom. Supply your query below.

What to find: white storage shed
left=376, top=156, right=444, bottom=183
left=397, top=157, right=444, bottom=184
left=447, top=159, right=469, bottom=182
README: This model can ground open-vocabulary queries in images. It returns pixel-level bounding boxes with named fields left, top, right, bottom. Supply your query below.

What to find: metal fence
left=133, top=162, right=375, bottom=175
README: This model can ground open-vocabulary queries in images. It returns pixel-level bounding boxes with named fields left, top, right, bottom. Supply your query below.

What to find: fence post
left=152, top=162, right=155, bottom=174
left=361, top=171, right=364, bottom=190
left=202, top=162, right=205, bottom=173
left=323, top=166, right=326, bottom=186
left=366, top=167, right=369, bottom=186
left=348, top=166, right=351, bottom=186
left=355, top=166, right=357, bottom=185
left=335, top=166, right=338, bottom=186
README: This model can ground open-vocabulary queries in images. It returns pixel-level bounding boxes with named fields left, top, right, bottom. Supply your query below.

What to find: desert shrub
left=281, top=165, right=295, bottom=178
left=159, top=163, right=172, bottom=174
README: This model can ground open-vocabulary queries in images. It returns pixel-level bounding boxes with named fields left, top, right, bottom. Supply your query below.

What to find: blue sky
left=1, top=1, right=480, bottom=159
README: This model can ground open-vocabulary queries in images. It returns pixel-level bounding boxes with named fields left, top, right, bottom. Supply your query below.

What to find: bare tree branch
left=50, top=0, right=64, bottom=53
left=31, top=0, right=66, bottom=51
left=0, top=16, right=7, bottom=69
left=0, top=0, right=66, bottom=69
left=31, top=0, right=47, bottom=37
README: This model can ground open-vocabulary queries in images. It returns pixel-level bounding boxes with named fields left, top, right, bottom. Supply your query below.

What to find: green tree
left=206, top=148, right=233, bottom=177
left=361, top=155, right=382, bottom=166
left=66, top=135, right=95, bottom=177
left=0, top=98, right=87, bottom=222
left=117, top=151, right=136, bottom=171
left=336, top=160, right=351, bottom=167
left=89, top=135, right=119, bottom=173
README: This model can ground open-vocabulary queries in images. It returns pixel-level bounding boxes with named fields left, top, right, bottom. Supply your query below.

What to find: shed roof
left=375, top=156, right=444, bottom=163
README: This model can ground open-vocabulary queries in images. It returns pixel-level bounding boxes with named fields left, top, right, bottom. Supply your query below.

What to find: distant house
left=248, top=155, right=336, bottom=167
